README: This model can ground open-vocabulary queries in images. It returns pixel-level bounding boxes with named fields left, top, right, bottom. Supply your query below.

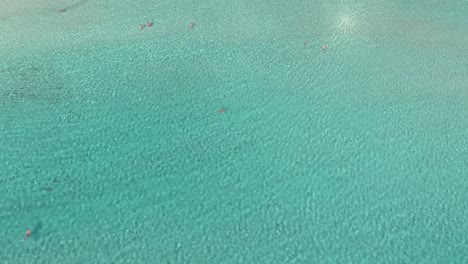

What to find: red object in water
left=218, top=108, right=225, bottom=113
left=23, top=229, right=31, bottom=240
left=147, top=22, right=152, bottom=27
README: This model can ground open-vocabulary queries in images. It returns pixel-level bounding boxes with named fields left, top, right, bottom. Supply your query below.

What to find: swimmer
left=58, top=8, right=66, bottom=12
left=321, top=44, right=327, bottom=51
left=23, top=229, right=31, bottom=240
left=304, top=40, right=308, bottom=46
left=218, top=108, right=225, bottom=113
left=140, top=24, right=144, bottom=30
left=188, top=22, right=194, bottom=29
left=147, top=21, right=152, bottom=27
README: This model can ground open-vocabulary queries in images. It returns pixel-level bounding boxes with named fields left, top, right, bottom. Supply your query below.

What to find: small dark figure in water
left=188, top=22, right=194, bottom=29
left=140, top=24, right=144, bottom=30
left=58, top=8, right=66, bottom=12
left=146, top=21, right=152, bottom=27
left=23, top=229, right=31, bottom=241
left=304, top=40, right=308, bottom=46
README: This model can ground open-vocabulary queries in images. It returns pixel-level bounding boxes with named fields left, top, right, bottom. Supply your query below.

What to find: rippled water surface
left=1, top=0, right=468, bottom=263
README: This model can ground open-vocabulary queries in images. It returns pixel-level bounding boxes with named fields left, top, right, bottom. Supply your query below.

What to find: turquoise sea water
left=1, top=0, right=468, bottom=263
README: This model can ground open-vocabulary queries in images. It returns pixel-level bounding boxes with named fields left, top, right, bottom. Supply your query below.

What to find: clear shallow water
left=1, top=0, right=468, bottom=263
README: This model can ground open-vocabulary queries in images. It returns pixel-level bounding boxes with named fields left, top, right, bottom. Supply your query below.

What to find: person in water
left=188, top=22, right=194, bottom=29
left=23, top=229, right=31, bottom=240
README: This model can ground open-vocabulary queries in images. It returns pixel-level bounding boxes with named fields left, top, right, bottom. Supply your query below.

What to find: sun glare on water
left=338, top=14, right=357, bottom=33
